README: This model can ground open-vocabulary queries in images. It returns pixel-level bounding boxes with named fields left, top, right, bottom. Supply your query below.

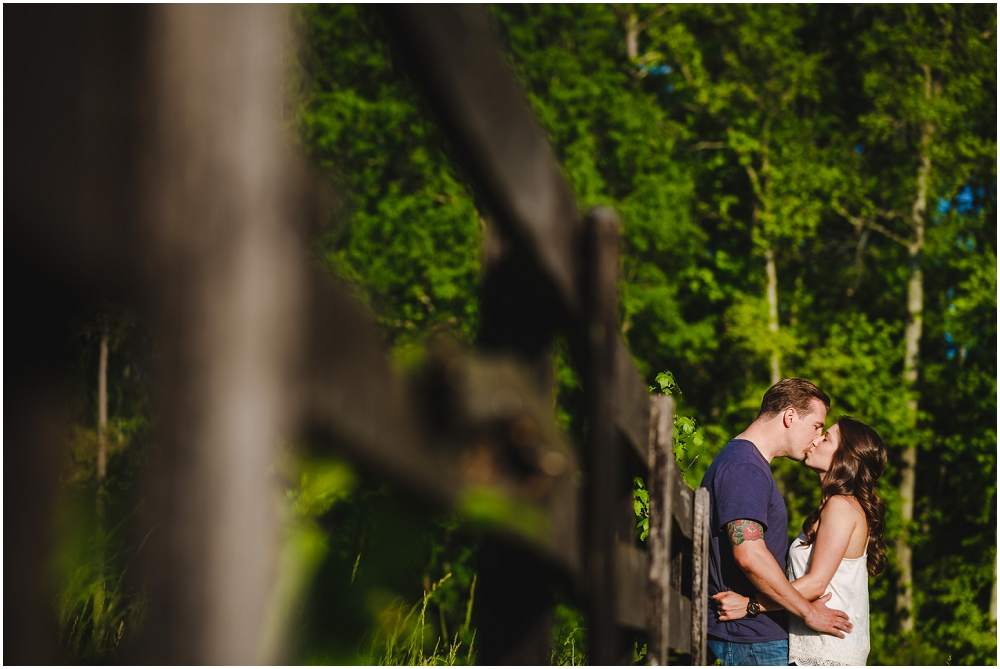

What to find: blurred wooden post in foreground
left=4, top=5, right=708, bottom=664
left=135, top=5, right=308, bottom=663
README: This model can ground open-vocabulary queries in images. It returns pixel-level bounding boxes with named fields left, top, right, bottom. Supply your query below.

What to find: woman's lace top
left=787, top=532, right=870, bottom=667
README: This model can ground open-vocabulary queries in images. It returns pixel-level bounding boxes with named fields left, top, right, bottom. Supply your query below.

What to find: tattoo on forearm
left=728, top=519, right=763, bottom=546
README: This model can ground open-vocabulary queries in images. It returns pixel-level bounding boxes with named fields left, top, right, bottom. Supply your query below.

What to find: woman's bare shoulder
left=822, top=494, right=865, bottom=520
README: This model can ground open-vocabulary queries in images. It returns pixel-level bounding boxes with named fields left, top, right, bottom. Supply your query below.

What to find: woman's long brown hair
left=802, top=416, right=888, bottom=576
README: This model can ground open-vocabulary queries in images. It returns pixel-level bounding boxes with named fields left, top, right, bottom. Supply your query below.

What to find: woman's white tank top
left=787, top=532, right=871, bottom=666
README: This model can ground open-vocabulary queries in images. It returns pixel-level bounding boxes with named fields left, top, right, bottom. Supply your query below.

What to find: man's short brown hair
left=757, top=378, right=830, bottom=419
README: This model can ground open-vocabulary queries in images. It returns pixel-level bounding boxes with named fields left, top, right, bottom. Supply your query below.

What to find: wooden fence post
left=137, top=5, right=303, bottom=662
left=583, top=207, right=629, bottom=665
left=691, top=487, right=711, bottom=665
left=647, top=394, right=675, bottom=665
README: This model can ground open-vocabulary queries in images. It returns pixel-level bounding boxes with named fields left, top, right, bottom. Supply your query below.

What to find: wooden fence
left=6, top=5, right=709, bottom=664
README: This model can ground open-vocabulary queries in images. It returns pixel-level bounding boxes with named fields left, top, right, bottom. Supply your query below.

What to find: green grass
left=362, top=573, right=477, bottom=665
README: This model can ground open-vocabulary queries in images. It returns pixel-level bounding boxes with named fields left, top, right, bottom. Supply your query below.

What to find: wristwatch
left=746, top=594, right=760, bottom=618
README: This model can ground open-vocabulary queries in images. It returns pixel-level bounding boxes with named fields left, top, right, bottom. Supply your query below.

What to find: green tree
left=490, top=4, right=714, bottom=380
left=287, top=4, right=997, bottom=664
left=649, top=4, right=836, bottom=385
left=829, top=4, right=997, bottom=639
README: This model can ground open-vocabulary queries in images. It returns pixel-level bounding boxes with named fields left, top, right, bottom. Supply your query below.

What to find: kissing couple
left=702, top=378, right=888, bottom=666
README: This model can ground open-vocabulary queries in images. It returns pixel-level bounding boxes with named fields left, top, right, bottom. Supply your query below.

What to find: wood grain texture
left=583, top=208, right=628, bottom=665
left=616, top=542, right=651, bottom=631
left=691, top=487, right=711, bottom=665
left=646, top=395, right=675, bottom=665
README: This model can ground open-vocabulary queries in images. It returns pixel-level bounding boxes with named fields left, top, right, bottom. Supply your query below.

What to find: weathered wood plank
left=691, top=487, right=711, bottom=665
left=671, top=466, right=695, bottom=540
left=431, top=348, right=583, bottom=578
left=307, top=298, right=583, bottom=575
left=647, top=394, right=675, bottom=665
left=614, top=335, right=651, bottom=463
left=304, top=271, right=460, bottom=509
left=667, top=585, right=693, bottom=654
left=615, top=542, right=650, bottom=631
left=380, top=5, right=581, bottom=316
left=583, top=208, right=628, bottom=665
left=138, top=6, right=304, bottom=661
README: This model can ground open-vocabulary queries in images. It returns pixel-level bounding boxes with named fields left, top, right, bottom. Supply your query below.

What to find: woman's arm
left=713, top=497, right=860, bottom=620
left=792, top=496, right=859, bottom=600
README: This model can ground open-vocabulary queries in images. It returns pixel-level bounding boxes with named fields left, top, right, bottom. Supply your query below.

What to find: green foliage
left=52, top=503, right=149, bottom=662
left=635, top=370, right=710, bottom=540
left=288, top=471, right=479, bottom=665
left=292, top=4, right=483, bottom=352
left=458, top=487, right=551, bottom=545
left=360, top=573, right=477, bottom=666
left=49, top=4, right=994, bottom=666
left=289, top=4, right=995, bottom=663
left=634, top=476, right=650, bottom=542
left=651, top=370, right=679, bottom=395
left=490, top=4, right=717, bottom=378
left=549, top=603, right=587, bottom=666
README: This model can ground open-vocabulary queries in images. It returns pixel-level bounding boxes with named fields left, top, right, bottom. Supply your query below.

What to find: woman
left=712, top=416, right=887, bottom=666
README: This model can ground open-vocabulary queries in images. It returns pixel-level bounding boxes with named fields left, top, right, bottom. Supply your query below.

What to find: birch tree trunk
left=625, top=12, right=639, bottom=61
left=93, top=318, right=110, bottom=649
left=895, top=64, right=932, bottom=634
left=745, top=129, right=781, bottom=385
left=990, top=558, right=997, bottom=624
left=97, top=321, right=109, bottom=489
left=765, top=246, right=781, bottom=384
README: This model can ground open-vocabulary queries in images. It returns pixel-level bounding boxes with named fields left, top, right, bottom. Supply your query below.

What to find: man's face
left=804, top=423, right=841, bottom=473
left=788, top=398, right=827, bottom=460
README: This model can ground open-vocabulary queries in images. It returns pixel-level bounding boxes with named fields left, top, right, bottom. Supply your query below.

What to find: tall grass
left=53, top=502, right=150, bottom=662
left=363, top=573, right=478, bottom=665
left=550, top=603, right=588, bottom=666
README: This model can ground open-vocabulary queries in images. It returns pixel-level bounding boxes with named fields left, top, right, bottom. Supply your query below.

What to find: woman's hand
left=712, top=591, right=750, bottom=621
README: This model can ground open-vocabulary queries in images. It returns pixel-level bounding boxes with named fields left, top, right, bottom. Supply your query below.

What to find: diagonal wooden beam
left=380, top=5, right=582, bottom=318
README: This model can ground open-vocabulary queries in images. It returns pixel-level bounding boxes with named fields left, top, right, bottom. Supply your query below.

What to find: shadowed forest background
left=52, top=4, right=994, bottom=665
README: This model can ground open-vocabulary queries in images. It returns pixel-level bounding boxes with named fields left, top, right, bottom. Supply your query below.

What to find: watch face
left=747, top=600, right=760, bottom=617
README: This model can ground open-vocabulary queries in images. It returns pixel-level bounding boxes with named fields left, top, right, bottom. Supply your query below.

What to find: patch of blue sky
left=955, top=185, right=975, bottom=214
left=944, top=332, right=959, bottom=360
left=938, top=185, right=984, bottom=217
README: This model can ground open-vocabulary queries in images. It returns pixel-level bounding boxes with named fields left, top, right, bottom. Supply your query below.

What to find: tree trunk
left=625, top=12, right=639, bottom=61
left=990, top=558, right=997, bottom=624
left=97, top=321, right=109, bottom=485
left=94, top=319, right=110, bottom=638
left=765, top=245, right=781, bottom=384
left=894, top=241, right=921, bottom=633
left=895, top=65, right=932, bottom=634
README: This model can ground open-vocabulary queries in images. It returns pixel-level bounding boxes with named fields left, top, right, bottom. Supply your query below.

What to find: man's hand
left=712, top=591, right=749, bottom=622
left=801, top=593, right=853, bottom=638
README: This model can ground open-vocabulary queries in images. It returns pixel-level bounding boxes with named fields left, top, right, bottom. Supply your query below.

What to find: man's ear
left=783, top=407, right=796, bottom=428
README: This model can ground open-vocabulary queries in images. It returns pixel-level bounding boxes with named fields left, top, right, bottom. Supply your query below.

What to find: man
left=701, top=378, right=853, bottom=666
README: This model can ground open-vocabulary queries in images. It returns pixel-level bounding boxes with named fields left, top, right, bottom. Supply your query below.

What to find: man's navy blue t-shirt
left=701, top=439, right=789, bottom=643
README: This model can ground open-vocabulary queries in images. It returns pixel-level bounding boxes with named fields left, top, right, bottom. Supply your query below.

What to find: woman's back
left=787, top=533, right=870, bottom=666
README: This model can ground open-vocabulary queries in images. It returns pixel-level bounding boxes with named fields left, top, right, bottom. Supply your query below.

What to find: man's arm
left=727, top=519, right=852, bottom=637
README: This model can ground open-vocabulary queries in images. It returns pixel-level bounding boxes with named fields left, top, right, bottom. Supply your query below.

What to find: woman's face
left=804, top=423, right=841, bottom=475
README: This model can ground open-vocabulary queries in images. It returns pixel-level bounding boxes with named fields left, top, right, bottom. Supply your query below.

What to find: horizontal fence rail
left=6, top=4, right=709, bottom=664
left=379, top=5, right=710, bottom=665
